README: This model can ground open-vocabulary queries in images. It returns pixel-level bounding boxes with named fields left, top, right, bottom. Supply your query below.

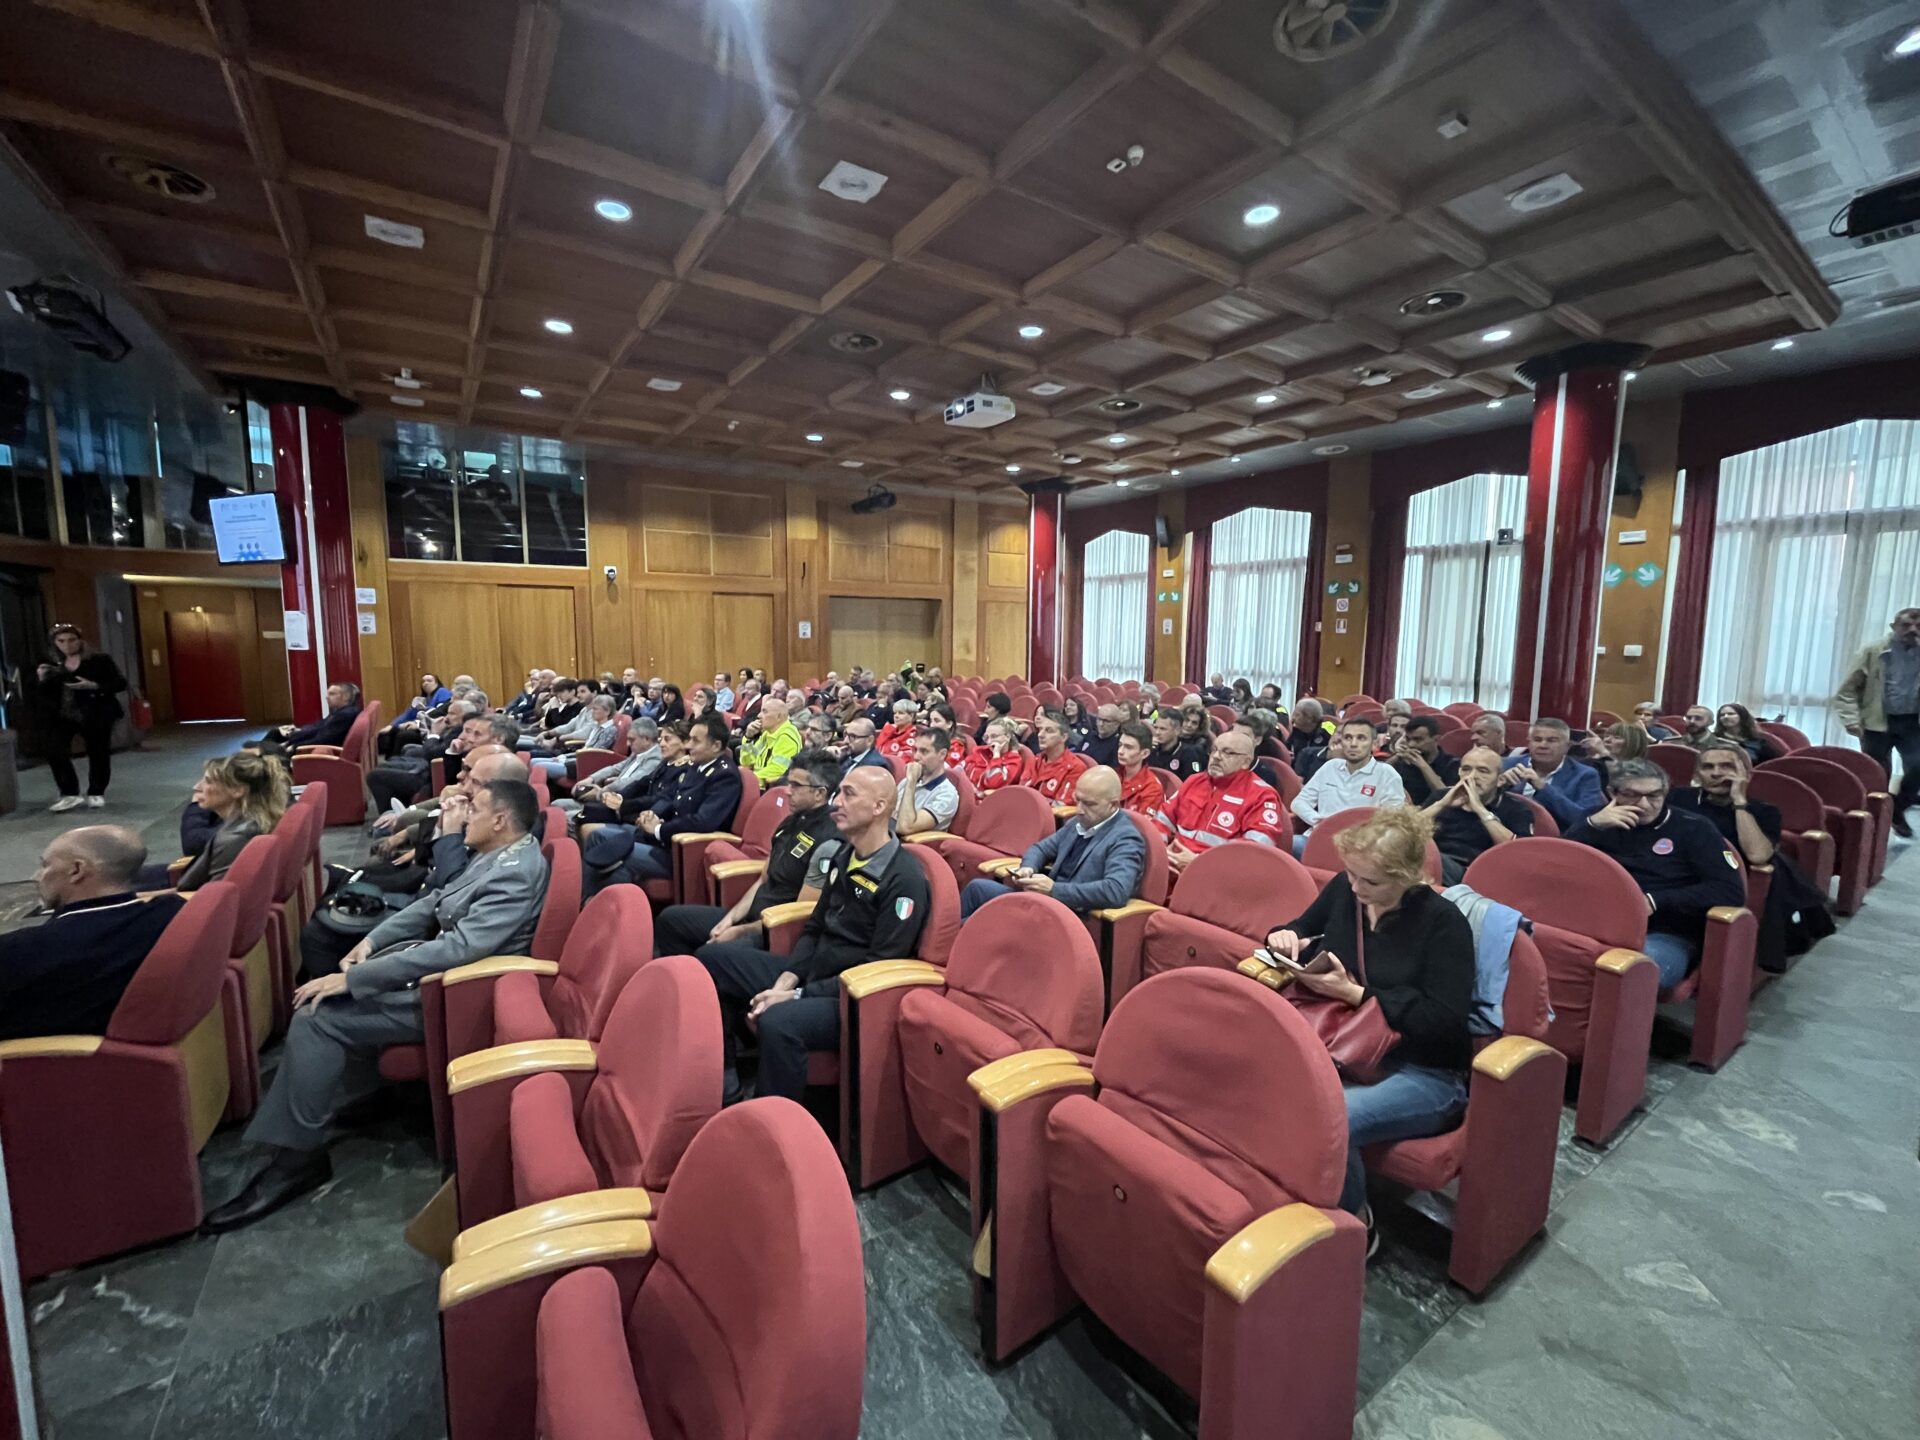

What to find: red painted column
left=268, top=403, right=361, bottom=724
left=1510, top=343, right=1647, bottom=724
left=1023, top=480, right=1066, bottom=686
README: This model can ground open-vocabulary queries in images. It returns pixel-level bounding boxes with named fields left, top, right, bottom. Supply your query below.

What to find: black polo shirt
left=755, top=806, right=843, bottom=917
left=791, top=837, right=930, bottom=996
left=1393, top=748, right=1459, bottom=805
left=0, top=892, right=186, bottom=1040
left=1432, top=790, right=1533, bottom=869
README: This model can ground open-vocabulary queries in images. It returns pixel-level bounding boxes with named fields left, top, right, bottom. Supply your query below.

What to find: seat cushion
left=1045, top=1092, right=1264, bottom=1398
left=1364, top=1123, right=1465, bottom=1192
left=492, top=970, right=562, bottom=1046
left=897, top=988, right=1023, bottom=1177
left=377, top=1044, right=426, bottom=1082
left=1140, top=911, right=1258, bottom=983
left=510, top=1070, right=599, bottom=1209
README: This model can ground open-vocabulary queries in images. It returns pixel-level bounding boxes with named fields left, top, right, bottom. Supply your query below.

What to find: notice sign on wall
left=357, top=611, right=378, bottom=635
left=283, top=611, right=310, bottom=651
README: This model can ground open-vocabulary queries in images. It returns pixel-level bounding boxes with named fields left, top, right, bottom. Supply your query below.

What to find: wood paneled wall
left=1594, top=397, right=1682, bottom=719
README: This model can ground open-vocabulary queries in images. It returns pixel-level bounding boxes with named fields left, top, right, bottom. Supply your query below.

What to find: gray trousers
left=244, top=992, right=425, bottom=1153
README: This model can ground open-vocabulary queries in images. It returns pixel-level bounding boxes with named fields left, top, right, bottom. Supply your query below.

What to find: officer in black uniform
left=652, top=748, right=845, bottom=957
left=693, top=766, right=929, bottom=1103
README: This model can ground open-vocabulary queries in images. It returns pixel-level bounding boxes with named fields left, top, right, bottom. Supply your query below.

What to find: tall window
left=1699, top=420, right=1920, bottom=742
left=1396, top=473, right=1526, bottom=710
left=1206, top=506, right=1311, bottom=698
left=1080, top=529, right=1149, bottom=682
left=384, top=424, right=588, bottom=564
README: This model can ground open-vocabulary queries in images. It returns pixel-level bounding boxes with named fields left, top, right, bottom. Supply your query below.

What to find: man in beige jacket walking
left=1835, top=607, right=1920, bottom=837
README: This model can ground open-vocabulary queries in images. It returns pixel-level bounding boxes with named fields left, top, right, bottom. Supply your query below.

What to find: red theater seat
left=447, top=954, right=722, bottom=1229
left=292, top=707, right=376, bottom=825
left=1758, top=721, right=1809, bottom=752
left=1800, top=746, right=1892, bottom=884
left=688, top=788, right=790, bottom=910
left=265, top=796, right=324, bottom=1027
left=438, top=1098, right=864, bottom=1440
left=1, top=883, right=238, bottom=1279
left=969, top=968, right=1364, bottom=1439
left=214, top=832, right=282, bottom=1120
left=651, top=771, right=758, bottom=909
left=1648, top=742, right=1702, bottom=791
left=1515, top=794, right=1560, bottom=837
left=1758, top=755, right=1873, bottom=914
left=1745, top=770, right=1836, bottom=900
left=837, top=892, right=1103, bottom=1190
left=907, top=784, right=1056, bottom=890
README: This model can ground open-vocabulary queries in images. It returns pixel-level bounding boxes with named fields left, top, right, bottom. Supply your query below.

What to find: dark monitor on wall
left=209, top=492, right=287, bottom=564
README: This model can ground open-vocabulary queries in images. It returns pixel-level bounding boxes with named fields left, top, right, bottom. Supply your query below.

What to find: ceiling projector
left=944, top=389, right=1016, bottom=428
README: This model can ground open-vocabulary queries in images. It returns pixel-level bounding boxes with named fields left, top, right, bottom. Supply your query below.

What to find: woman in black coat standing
left=35, top=623, right=128, bottom=811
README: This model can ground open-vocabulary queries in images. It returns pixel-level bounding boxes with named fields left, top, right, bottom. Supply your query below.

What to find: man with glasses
left=1566, top=757, right=1744, bottom=988
left=1154, top=726, right=1288, bottom=873
left=653, top=748, right=844, bottom=957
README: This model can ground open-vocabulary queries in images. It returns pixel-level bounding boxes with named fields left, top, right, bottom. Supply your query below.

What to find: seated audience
left=973, top=691, right=1013, bottom=744
left=1201, top=672, right=1233, bottom=705
left=656, top=683, right=687, bottom=725
left=366, top=705, right=493, bottom=816
left=1423, top=744, right=1531, bottom=884
left=712, top=672, right=735, bottom=712
left=653, top=748, right=844, bottom=958
left=800, top=710, right=840, bottom=754
left=734, top=677, right=765, bottom=727
left=1675, top=704, right=1716, bottom=749
left=175, top=752, right=289, bottom=891
left=0, top=826, right=185, bottom=1041
left=1288, top=698, right=1334, bottom=773
left=1580, top=720, right=1648, bottom=790
left=1261, top=807, right=1474, bottom=1248
left=1156, top=726, right=1287, bottom=871
left=1061, top=697, right=1095, bottom=749
left=894, top=730, right=961, bottom=836
left=841, top=717, right=889, bottom=773
left=1025, top=711, right=1084, bottom=805
left=967, top=717, right=1031, bottom=791
left=1500, top=718, right=1604, bottom=828
left=530, top=694, right=617, bottom=777
left=1565, top=757, right=1744, bottom=988
left=561, top=716, right=664, bottom=820
left=529, top=678, right=587, bottom=737
left=521, top=681, right=600, bottom=754
left=1230, top=679, right=1255, bottom=712
left=206, top=778, right=549, bottom=1230
left=1469, top=711, right=1510, bottom=754
left=1633, top=701, right=1677, bottom=741
left=693, top=768, right=927, bottom=1103
left=579, top=722, right=689, bottom=838
left=250, top=682, right=361, bottom=757
left=1389, top=714, right=1459, bottom=805
left=1237, top=708, right=1287, bottom=764
left=380, top=673, right=450, bottom=757
left=584, top=713, right=741, bottom=890
left=921, top=702, right=973, bottom=769
left=1292, top=717, right=1407, bottom=854
left=1149, top=710, right=1208, bottom=779
left=739, top=696, right=802, bottom=784
left=875, top=699, right=919, bottom=764
left=1114, top=722, right=1164, bottom=816
left=959, top=766, right=1143, bottom=920
left=505, top=671, right=549, bottom=723
left=1712, top=702, right=1768, bottom=763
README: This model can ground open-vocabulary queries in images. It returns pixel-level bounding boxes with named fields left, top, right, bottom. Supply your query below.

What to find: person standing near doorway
left=35, top=624, right=127, bottom=812
left=1836, top=606, right=1920, bottom=838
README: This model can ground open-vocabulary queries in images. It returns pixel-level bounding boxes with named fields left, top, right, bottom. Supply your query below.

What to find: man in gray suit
left=205, top=778, right=550, bottom=1231
left=959, top=766, right=1146, bottom=919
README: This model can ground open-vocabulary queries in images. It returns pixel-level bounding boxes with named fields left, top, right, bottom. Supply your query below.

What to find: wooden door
left=408, top=582, right=502, bottom=700
left=713, top=594, right=775, bottom=682
left=984, top=598, right=1028, bottom=679
left=498, top=585, right=578, bottom=690
left=165, top=611, right=247, bottom=721
left=830, top=596, right=941, bottom=676
left=637, top=590, right=711, bottom=689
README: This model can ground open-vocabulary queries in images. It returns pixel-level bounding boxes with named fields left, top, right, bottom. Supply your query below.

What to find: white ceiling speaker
left=102, top=153, right=214, bottom=204
left=818, top=161, right=889, bottom=204
left=1272, top=0, right=1399, bottom=62
left=1506, top=172, right=1584, bottom=213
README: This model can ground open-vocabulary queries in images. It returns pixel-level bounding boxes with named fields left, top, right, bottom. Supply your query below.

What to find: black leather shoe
left=1893, top=812, right=1913, bottom=839
left=201, top=1150, right=332, bottom=1233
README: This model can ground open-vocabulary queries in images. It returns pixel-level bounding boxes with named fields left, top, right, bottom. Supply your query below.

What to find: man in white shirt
left=894, top=730, right=960, bottom=836
left=1290, top=717, right=1406, bottom=855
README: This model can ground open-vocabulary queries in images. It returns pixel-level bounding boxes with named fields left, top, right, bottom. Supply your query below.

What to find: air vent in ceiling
left=1273, top=0, right=1399, bottom=62
left=829, top=331, right=881, bottom=354
left=1097, top=396, right=1142, bottom=414
left=1399, top=289, right=1467, bottom=318
left=1679, top=354, right=1734, bottom=378
left=102, top=153, right=215, bottom=204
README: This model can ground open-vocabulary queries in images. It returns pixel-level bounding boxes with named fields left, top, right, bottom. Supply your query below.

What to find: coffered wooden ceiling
left=0, top=0, right=1839, bottom=492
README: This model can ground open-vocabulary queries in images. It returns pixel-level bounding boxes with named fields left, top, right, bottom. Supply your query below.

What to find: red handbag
left=1291, top=913, right=1402, bottom=1085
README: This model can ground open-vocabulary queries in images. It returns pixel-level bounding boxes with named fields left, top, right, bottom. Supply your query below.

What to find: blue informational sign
left=1633, top=561, right=1664, bottom=588
left=210, top=493, right=286, bottom=564
left=1603, top=562, right=1625, bottom=588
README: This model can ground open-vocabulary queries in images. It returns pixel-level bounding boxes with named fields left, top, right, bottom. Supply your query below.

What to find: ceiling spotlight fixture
left=840, top=460, right=864, bottom=469
left=1255, top=392, right=1278, bottom=405
left=1243, top=202, right=1281, bottom=227
left=1481, top=327, right=1513, bottom=344
left=646, top=377, right=682, bottom=392
left=1097, top=396, right=1142, bottom=415
left=1506, top=171, right=1584, bottom=213
left=1313, top=444, right=1349, bottom=456
left=1436, top=111, right=1470, bottom=140
left=1399, top=289, right=1467, bottom=318
left=1170, top=468, right=1182, bottom=476
left=391, top=394, right=426, bottom=408
left=1030, top=381, right=1067, bottom=397
left=1005, top=464, right=1022, bottom=474
left=888, top=388, right=911, bottom=401
left=593, top=198, right=633, bottom=222
left=1487, top=399, right=1504, bottom=409
left=1114, top=479, right=1131, bottom=488
left=518, top=386, right=543, bottom=399
left=1624, top=371, right=1639, bottom=382
left=1060, top=454, right=1084, bottom=464
left=828, top=330, right=882, bottom=354
left=1106, top=434, right=1129, bottom=446
left=1405, top=383, right=1446, bottom=400
left=1018, top=324, right=1046, bottom=339
left=543, top=317, right=573, bottom=335
left=1230, top=455, right=1243, bottom=463
left=1771, top=338, right=1795, bottom=351
left=1895, top=25, right=1920, bottom=55
left=804, top=433, right=825, bottom=443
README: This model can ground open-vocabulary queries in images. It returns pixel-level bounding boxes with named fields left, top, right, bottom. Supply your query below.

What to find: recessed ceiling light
left=1170, top=468, right=1182, bottom=476
left=1399, top=288, right=1468, bottom=318
left=1313, top=444, right=1349, bottom=456
left=889, top=388, right=911, bottom=401
left=518, top=386, right=543, bottom=399
left=364, top=214, right=424, bottom=249
left=1229, top=455, right=1243, bottom=463
left=1506, top=172, right=1584, bottom=213
left=819, top=159, right=889, bottom=203
left=593, top=198, right=633, bottom=223
left=1481, top=328, right=1513, bottom=344
left=805, top=433, right=825, bottom=443
left=1487, top=399, right=1504, bottom=409
left=1005, top=464, right=1022, bottom=474
left=543, top=318, right=573, bottom=335
left=1030, top=381, right=1067, bottom=397
left=646, top=377, right=682, bottom=392
left=1624, top=371, right=1639, bottom=382
left=1243, top=203, right=1281, bottom=227
left=1061, top=454, right=1083, bottom=464
left=840, top=460, right=864, bottom=468
left=1895, top=25, right=1920, bottom=55
left=1405, top=383, right=1446, bottom=400
left=1771, top=338, right=1795, bottom=351
left=1018, top=324, right=1046, bottom=339
left=1106, top=434, right=1128, bottom=446
left=1255, top=393, right=1278, bottom=405
left=391, top=394, right=426, bottom=408
left=1114, top=479, right=1131, bottom=487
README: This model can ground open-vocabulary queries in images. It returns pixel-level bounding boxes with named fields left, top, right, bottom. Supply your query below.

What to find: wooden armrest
left=757, top=899, right=817, bottom=929
left=441, top=956, right=559, bottom=987
left=1802, top=829, right=1830, bottom=844
left=451, top=1188, right=655, bottom=1262
left=0, top=1035, right=104, bottom=1059
left=135, top=889, right=175, bottom=901
left=1235, top=956, right=1293, bottom=992
left=438, top=1219, right=653, bottom=1309
left=294, top=744, right=343, bottom=757
left=1867, top=789, right=1891, bottom=802
left=841, top=960, right=945, bottom=999
left=1470, top=1035, right=1557, bottom=1081
left=901, top=831, right=954, bottom=845
left=967, top=1048, right=1082, bottom=1090
left=969, top=1060, right=1094, bottom=1113
left=1205, top=1203, right=1337, bottom=1303
left=1052, top=804, right=1078, bottom=819
left=708, top=859, right=768, bottom=882
left=976, top=856, right=1022, bottom=878
left=447, top=1039, right=596, bottom=1094
left=1595, top=947, right=1653, bottom=976
left=1087, top=898, right=1164, bottom=923
left=671, top=830, right=739, bottom=847
left=1706, top=905, right=1751, bottom=923
left=166, top=856, right=193, bottom=878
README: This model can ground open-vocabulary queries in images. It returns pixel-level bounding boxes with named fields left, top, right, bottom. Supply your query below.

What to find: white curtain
left=1081, top=529, right=1149, bottom=682
left=1698, top=419, right=1920, bottom=743
left=1206, top=506, right=1312, bottom=697
left=1395, top=473, right=1527, bottom=709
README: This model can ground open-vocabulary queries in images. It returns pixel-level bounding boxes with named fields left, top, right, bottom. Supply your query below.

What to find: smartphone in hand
left=1256, top=944, right=1334, bottom=975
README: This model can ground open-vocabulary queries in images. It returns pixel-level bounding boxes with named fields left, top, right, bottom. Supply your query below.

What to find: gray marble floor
left=15, top=757, right=1917, bottom=1440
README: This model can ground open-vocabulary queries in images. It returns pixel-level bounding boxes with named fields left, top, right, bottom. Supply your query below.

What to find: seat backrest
left=944, top=766, right=978, bottom=837
left=1515, top=794, right=1560, bottom=838
left=1441, top=702, right=1481, bottom=719
left=1746, top=769, right=1826, bottom=834
left=1173, top=842, right=1318, bottom=941
left=1801, top=744, right=1888, bottom=792
left=532, top=835, right=583, bottom=961
left=1207, top=704, right=1237, bottom=728
left=1148, top=766, right=1179, bottom=799
left=1032, top=684, right=1062, bottom=707
left=1758, top=721, right=1809, bottom=752
left=586, top=955, right=722, bottom=1192
left=944, top=893, right=1102, bottom=1054
left=561, top=886, right=656, bottom=1037
left=1648, top=743, right=1701, bottom=791
left=1437, top=728, right=1476, bottom=758
left=730, top=769, right=761, bottom=833
left=1124, top=810, right=1170, bottom=905
left=1338, top=693, right=1375, bottom=709
left=1301, top=807, right=1443, bottom=881
left=1503, top=720, right=1532, bottom=750
left=221, top=833, right=278, bottom=953
left=739, top=788, right=791, bottom=859
left=338, top=709, right=373, bottom=768
left=107, top=883, right=238, bottom=1046
left=270, top=807, right=309, bottom=902
left=899, top=843, right=961, bottom=968
left=1010, top=693, right=1038, bottom=720
left=1094, top=969, right=1346, bottom=1210
left=1428, top=712, right=1465, bottom=733
left=961, top=785, right=1056, bottom=858
left=1761, top=754, right=1866, bottom=810
left=1590, top=709, right=1621, bottom=728
left=626, top=1099, right=865, bottom=1440
left=612, top=713, right=631, bottom=751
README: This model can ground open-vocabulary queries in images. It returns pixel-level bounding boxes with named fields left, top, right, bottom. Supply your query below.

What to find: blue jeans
left=531, top=756, right=569, bottom=779
left=1291, top=832, right=1310, bottom=859
left=960, top=877, right=1013, bottom=919
left=1341, top=1062, right=1470, bottom=1214
left=1642, top=930, right=1698, bottom=989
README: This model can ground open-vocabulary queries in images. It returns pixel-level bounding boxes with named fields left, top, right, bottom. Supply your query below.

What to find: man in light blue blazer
left=960, top=766, right=1146, bottom=919
left=1500, top=717, right=1605, bottom=828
